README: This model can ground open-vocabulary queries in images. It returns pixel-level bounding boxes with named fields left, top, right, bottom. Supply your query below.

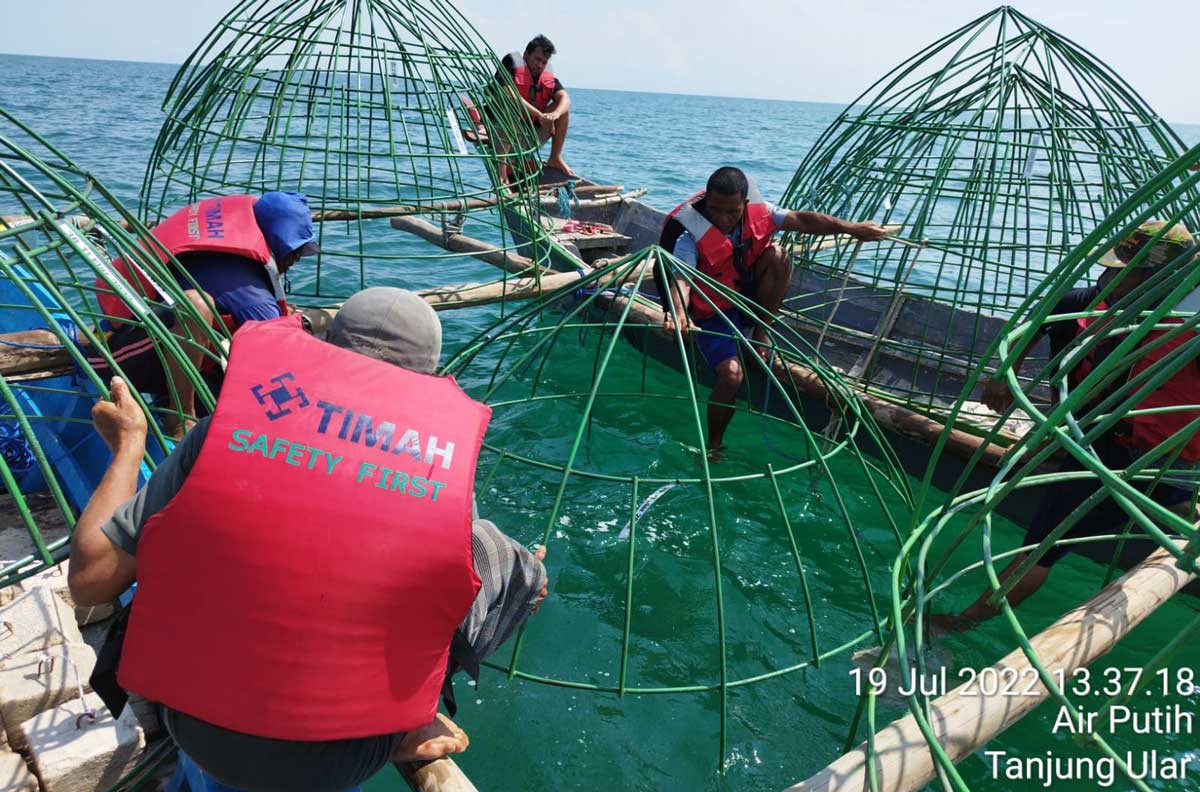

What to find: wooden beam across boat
left=559, top=187, right=647, bottom=211
left=400, top=757, right=479, bottom=792
left=0, top=267, right=643, bottom=379
left=0, top=329, right=73, bottom=380
left=784, top=539, right=1196, bottom=792
left=2, top=184, right=634, bottom=235
left=388, top=215, right=546, bottom=276
left=300, top=261, right=648, bottom=333
left=321, top=185, right=628, bottom=220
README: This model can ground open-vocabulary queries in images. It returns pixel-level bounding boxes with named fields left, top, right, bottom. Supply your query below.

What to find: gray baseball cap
left=327, top=287, right=441, bottom=374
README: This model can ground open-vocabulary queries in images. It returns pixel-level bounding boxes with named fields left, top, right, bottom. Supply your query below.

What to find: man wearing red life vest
left=936, top=221, right=1199, bottom=631
left=659, top=166, right=887, bottom=458
left=497, top=34, right=573, bottom=177
left=68, top=288, right=549, bottom=791
left=87, top=192, right=319, bottom=438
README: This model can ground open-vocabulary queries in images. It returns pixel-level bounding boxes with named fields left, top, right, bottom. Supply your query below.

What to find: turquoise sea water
left=2, top=52, right=1199, bottom=791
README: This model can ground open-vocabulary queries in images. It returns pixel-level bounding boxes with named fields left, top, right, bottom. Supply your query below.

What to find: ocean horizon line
left=4, top=50, right=1199, bottom=128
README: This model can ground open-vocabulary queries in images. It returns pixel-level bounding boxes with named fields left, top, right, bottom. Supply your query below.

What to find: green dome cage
left=812, top=144, right=1200, bottom=792
left=0, top=107, right=219, bottom=586
left=779, top=6, right=1194, bottom=438
left=441, top=245, right=916, bottom=772
left=140, top=0, right=553, bottom=302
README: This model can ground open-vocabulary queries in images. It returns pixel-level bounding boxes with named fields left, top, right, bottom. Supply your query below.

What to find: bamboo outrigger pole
left=0, top=266, right=641, bottom=379
left=401, top=757, right=479, bottom=792
left=784, top=540, right=1196, bottom=792
left=1, top=185, right=632, bottom=232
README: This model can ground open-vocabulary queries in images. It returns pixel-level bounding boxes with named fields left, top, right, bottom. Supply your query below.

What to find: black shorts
left=85, top=305, right=178, bottom=397
left=86, top=305, right=225, bottom=404
left=163, top=707, right=402, bottom=792
left=1024, top=434, right=1192, bottom=567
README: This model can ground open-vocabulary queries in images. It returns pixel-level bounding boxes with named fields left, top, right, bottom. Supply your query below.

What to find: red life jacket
left=1075, top=306, right=1200, bottom=461
left=509, top=51, right=557, bottom=112
left=118, top=315, right=489, bottom=741
left=663, top=182, right=778, bottom=321
left=95, top=195, right=287, bottom=328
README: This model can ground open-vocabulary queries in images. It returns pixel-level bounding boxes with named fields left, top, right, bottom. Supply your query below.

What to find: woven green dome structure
left=442, top=245, right=915, bottom=768
left=140, top=0, right=551, bottom=301
left=0, top=108, right=218, bottom=586
left=850, top=145, right=1200, bottom=792
left=779, top=6, right=1193, bottom=431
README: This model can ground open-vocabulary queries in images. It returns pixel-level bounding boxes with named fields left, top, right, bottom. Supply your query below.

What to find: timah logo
left=251, top=372, right=310, bottom=421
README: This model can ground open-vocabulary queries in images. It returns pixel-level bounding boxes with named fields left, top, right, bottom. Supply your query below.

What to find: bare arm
left=980, top=345, right=1034, bottom=413
left=662, top=276, right=693, bottom=334
left=460, top=519, right=548, bottom=660
left=504, top=84, right=546, bottom=124
left=545, top=89, right=571, bottom=119
left=68, top=378, right=143, bottom=606
left=781, top=211, right=887, bottom=240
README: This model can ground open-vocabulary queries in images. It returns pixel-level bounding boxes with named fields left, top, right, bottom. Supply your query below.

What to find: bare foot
left=662, top=316, right=695, bottom=339
left=392, top=713, right=469, bottom=763
left=161, top=414, right=195, bottom=442
left=545, top=157, right=575, bottom=177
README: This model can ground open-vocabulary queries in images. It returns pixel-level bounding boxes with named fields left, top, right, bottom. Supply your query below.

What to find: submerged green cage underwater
left=443, top=246, right=917, bottom=765
left=2, top=1, right=1199, bottom=790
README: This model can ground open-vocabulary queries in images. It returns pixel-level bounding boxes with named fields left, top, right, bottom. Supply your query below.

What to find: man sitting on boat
left=68, top=287, right=549, bottom=791
left=935, top=221, right=1199, bottom=631
left=659, top=166, right=887, bottom=459
left=495, top=34, right=573, bottom=178
left=87, top=192, right=319, bottom=438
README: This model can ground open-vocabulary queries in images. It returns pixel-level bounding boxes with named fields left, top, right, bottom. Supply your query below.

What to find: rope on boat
left=0, top=418, right=36, bottom=476
left=556, top=178, right=579, bottom=220
left=0, top=319, right=77, bottom=350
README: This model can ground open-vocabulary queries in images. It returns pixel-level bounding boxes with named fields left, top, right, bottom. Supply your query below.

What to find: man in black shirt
left=496, top=35, right=573, bottom=177
left=935, top=220, right=1197, bottom=631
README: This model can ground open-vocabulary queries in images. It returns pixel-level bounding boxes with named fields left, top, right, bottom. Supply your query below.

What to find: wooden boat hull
left=503, top=172, right=1184, bottom=578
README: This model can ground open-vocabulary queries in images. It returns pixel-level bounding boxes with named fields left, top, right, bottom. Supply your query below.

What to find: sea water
left=2, top=53, right=1199, bottom=791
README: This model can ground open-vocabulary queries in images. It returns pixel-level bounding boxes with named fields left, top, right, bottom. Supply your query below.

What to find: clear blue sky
left=1, top=0, right=1196, bottom=124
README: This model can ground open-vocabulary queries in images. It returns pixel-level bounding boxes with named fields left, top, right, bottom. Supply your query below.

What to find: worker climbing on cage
left=935, top=221, right=1200, bottom=631
left=86, top=192, right=320, bottom=438
left=658, top=166, right=887, bottom=459
left=493, top=34, right=574, bottom=179
left=68, top=287, right=549, bottom=791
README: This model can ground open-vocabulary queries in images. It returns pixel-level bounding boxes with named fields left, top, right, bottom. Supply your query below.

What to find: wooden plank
left=0, top=330, right=72, bottom=380
left=298, top=270, right=589, bottom=333
left=785, top=540, right=1196, bottom=792
left=387, top=215, right=544, bottom=275
left=300, top=263, right=650, bottom=333
left=544, top=216, right=632, bottom=251
left=400, top=757, right=479, bottom=792
left=2, top=183, right=639, bottom=232
left=593, top=291, right=1010, bottom=469
left=316, top=184, right=627, bottom=221
left=551, top=188, right=648, bottom=211
left=1, top=270, right=604, bottom=379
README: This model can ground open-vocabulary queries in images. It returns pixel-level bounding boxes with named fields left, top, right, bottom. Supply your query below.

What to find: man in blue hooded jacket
left=88, top=192, right=320, bottom=436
